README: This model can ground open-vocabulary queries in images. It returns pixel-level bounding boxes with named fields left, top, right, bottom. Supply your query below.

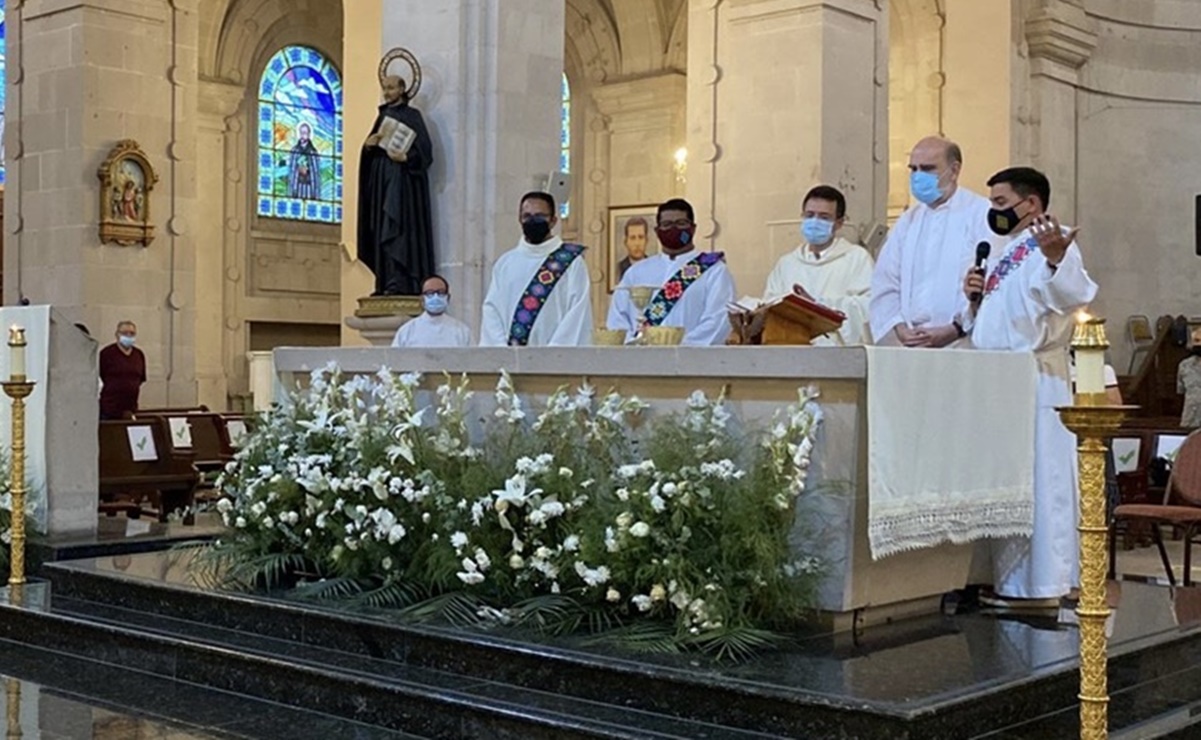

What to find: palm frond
left=291, top=576, right=364, bottom=602
left=397, top=591, right=486, bottom=627
left=685, top=626, right=785, bottom=662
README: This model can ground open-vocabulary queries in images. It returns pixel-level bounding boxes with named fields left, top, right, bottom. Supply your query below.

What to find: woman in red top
left=99, top=321, right=146, bottom=420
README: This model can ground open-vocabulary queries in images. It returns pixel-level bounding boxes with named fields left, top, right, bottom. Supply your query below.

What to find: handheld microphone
left=969, top=241, right=990, bottom=303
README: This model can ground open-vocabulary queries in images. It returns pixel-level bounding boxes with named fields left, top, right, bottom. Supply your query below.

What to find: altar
left=273, top=345, right=1038, bottom=627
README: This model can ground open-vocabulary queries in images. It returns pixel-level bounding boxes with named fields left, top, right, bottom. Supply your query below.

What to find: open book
left=378, top=117, right=417, bottom=158
left=727, top=293, right=846, bottom=345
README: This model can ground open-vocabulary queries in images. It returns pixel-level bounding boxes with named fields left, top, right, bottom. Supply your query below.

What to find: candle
left=1072, top=312, right=1107, bottom=398
left=8, top=325, right=26, bottom=380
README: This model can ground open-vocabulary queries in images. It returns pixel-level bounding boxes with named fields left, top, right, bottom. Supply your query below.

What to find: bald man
left=869, top=136, right=992, bottom=347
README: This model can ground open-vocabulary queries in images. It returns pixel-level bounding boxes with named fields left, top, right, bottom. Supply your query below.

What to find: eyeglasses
left=657, top=219, right=693, bottom=229
left=422, top=290, right=448, bottom=297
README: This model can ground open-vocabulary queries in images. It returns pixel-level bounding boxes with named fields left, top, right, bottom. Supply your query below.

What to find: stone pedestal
left=340, top=1, right=566, bottom=341
left=686, top=0, right=888, bottom=300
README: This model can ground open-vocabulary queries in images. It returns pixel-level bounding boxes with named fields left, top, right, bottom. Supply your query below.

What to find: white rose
left=235, top=517, right=247, bottom=528
left=509, top=554, right=525, bottom=570
left=629, top=522, right=651, bottom=538
left=650, top=583, right=666, bottom=602
left=606, top=588, right=621, bottom=603
left=261, top=517, right=274, bottom=529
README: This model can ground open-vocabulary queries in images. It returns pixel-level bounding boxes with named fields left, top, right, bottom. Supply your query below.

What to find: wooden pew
left=99, top=418, right=200, bottom=523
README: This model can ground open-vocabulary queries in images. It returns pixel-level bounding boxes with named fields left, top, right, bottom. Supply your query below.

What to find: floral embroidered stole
left=507, top=243, right=586, bottom=346
left=642, top=252, right=725, bottom=327
left=984, top=235, right=1038, bottom=298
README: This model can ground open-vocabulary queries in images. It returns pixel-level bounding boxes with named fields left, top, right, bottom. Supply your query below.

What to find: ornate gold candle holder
left=3, top=326, right=35, bottom=588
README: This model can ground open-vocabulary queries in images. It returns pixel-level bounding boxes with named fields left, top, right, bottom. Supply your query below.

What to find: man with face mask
left=391, top=275, right=471, bottom=348
left=479, top=191, right=593, bottom=346
left=763, top=185, right=875, bottom=345
left=607, top=198, right=736, bottom=346
left=100, top=321, right=147, bottom=420
left=959, top=166, right=1098, bottom=609
left=870, top=136, right=992, bottom=347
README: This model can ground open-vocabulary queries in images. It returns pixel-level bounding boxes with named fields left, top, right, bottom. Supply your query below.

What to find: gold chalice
left=618, top=285, right=683, bottom=346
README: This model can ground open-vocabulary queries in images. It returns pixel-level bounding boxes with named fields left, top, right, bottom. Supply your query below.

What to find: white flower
left=387, top=524, right=407, bottom=544
left=422, top=512, right=431, bottom=523
left=558, top=467, right=574, bottom=479
left=606, top=588, right=621, bottom=603
left=649, top=496, right=666, bottom=513
left=509, top=554, right=525, bottom=570
left=474, top=548, right=492, bottom=571
left=457, top=572, right=485, bottom=585
left=450, top=531, right=469, bottom=550
left=216, top=499, right=233, bottom=513
left=631, top=595, right=653, bottom=612
left=494, top=475, right=538, bottom=509
left=616, top=512, right=634, bottom=529
left=573, top=562, right=611, bottom=587
left=604, top=527, right=619, bottom=553
left=662, top=482, right=678, bottom=496
left=235, top=517, right=247, bottom=528
left=650, top=583, right=666, bottom=602
left=563, top=535, right=580, bottom=552
left=382, top=557, right=394, bottom=570
left=261, top=517, right=274, bottom=529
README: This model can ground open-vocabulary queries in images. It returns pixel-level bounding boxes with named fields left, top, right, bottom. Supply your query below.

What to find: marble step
left=39, top=557, right=1201, bottom=740
left=0, top=586, right=775, bottom=740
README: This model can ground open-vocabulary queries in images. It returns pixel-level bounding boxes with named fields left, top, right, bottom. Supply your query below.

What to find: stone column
left=6, top=0, right=200, bottom=406
left=196, top=80, right=244, bottom=408
left=686, top=0, right=888, bottom=298
left=1022, top=0, right=1097, bottom=223
left=342, top=0, right=567, bottom=340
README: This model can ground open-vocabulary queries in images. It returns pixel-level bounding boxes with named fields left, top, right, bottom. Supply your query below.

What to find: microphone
left=969, top=241, right=990, bottom=303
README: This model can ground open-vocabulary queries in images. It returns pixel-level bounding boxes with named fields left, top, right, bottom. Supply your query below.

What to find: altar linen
left=764, top=237, right=874, bottom=345
left=866, top=346, right=1036, bottom=560
left=970, top=232, right=1097, bottom=599
left=391, top=313, right=471, bottom=348
left=870, top=186, right=991, bottom=343
left=480, top=235, right=593, bottom=347
left=608, top=249, right=737, bottom=346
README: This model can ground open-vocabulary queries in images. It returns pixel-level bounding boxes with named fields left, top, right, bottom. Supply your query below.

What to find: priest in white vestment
left=480, top=192, right=593, bottom=347
left=608, top=198, right=736, bottom=346
left=763, top=185, right=874, bottom=345
left=392, top=275, right=472, bottom=347
left=960, top=167, right=1098, bottom=607
left=870, top=136, right=993, bottom=348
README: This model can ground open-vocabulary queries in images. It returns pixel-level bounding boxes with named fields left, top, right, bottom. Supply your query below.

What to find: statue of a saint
left=357, top=66, right=436, bottom=297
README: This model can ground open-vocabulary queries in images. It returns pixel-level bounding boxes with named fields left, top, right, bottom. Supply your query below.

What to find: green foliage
left=196, top=367, right=825, bottom=660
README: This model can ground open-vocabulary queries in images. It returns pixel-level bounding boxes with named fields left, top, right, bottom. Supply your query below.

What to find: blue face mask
left=423, top=294, right=449, bottom=316
left=801, top=217, right=835, bottom=247
left=910, top=170, right=945, bottom=206
left=118, top=335, right=136, bottom=348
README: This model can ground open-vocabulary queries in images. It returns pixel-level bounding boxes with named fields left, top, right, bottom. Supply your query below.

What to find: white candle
left=8, top=325, right=26, bottom=379
left=1075, top=346, right=1105, bottom=396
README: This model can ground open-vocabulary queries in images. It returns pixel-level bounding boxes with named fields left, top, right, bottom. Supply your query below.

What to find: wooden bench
left=99, top=418, right=200, bottom=523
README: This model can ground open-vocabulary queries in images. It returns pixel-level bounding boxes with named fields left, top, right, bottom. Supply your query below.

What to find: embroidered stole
left=984, top=235, right=1038, bottom=298
left=642, top=252, right=725, bottom=326
left=507, top=243, right=586, bottom=346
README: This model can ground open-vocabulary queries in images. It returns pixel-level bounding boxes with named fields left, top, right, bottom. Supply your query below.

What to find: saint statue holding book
left=357, top=49, right=436, bottom=296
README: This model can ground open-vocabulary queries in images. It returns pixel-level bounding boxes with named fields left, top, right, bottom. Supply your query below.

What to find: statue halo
left=378, top=48, right=423, bottom=100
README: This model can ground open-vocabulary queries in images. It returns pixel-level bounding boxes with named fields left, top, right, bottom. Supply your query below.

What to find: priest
left=763, top=185, right=875, bottom=345
left=391, top=275, right=471, bottom=348
left=870, top=136, right=992, bottom=347
left=960, top=167, right=1098, bottom=609
left=607, top=198, right=736, bottom=346
left=479, top=192, right=593, bottom=347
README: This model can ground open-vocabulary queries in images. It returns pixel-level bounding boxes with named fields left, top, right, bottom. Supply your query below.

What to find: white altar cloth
left=866, top=347, right=1037, bottom=560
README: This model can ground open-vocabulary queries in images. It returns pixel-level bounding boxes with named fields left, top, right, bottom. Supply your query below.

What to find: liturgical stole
left=984, top=235, right=1038, bottom=298
left=642, top=252, right=725, bottom=326
left=508, top=243, right=587, bottom=346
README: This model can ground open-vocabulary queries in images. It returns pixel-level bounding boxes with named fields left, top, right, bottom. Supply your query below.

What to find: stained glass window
left=1, top=0, right=8, bottom=186
left=560, top=73, right=570, bottom=218
left=256, top=45, right=343, bottom=223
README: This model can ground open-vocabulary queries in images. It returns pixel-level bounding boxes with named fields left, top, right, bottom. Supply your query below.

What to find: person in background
left=99, top=321, right=146, bottom=420
left=1177, top=328, right=1201, bottom=428
left=391, top=275, right=471, bottom=348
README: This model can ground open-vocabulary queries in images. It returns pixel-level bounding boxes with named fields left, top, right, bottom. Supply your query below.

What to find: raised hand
left=1030, top=214, right=1079, bottom=267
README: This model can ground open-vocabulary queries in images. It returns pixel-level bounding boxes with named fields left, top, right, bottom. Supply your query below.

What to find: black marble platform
left=27, top=512, right=224, bottom=569
left=1, top=551, right=1200, bottom=738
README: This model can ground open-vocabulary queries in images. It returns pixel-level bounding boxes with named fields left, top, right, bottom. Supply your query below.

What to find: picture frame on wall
left=607, top=204, right=660, bottom=293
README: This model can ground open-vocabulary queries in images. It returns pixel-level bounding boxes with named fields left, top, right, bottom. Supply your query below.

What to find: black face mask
left=987, top=205, right=1022, bottom=236
left=1191, top=346, right=1201, bottom=357
left=522, top=216, right=552, bottom=244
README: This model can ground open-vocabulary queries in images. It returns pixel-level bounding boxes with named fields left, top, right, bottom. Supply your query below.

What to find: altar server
left=764, top=185, right=875, bottom=345
left=870, top=136, right=992, bottom=347
left=607, top=198, right=736, bottom=346
left=391, top=275, right=471, bottom=348
left=961, top=167, right=1097, bottom=608
left=480, top=192, right=593, bottom=346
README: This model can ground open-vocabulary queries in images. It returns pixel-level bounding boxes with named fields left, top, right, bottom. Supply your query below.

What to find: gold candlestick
left=1058, top=316, right=1136, bottom=740
left=4, top=676, right=19, bottom=740
left=3, top=326, right=35, bottom=588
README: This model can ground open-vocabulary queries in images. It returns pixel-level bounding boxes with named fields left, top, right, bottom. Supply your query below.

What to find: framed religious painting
left=607, top=204, right=659, bottom=293
left=98, top=140, right=159, bottom=246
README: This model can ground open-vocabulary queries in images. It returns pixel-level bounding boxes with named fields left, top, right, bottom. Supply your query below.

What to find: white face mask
left=118, top=335, right=136, bottom=348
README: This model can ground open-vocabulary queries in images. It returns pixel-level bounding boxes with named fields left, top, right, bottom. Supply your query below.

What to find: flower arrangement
left=201, top=365, right=824, bottom=659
